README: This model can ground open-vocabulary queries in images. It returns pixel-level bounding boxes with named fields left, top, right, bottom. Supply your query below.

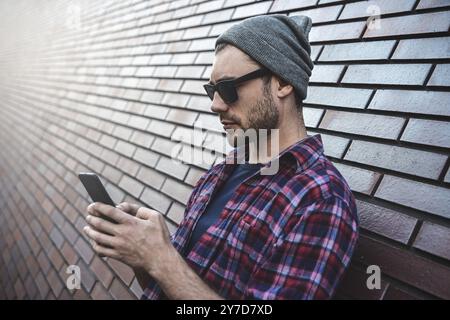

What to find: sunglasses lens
left=203, top=84, right=215, bottom=100
left=218, top=82, right=238, bottom=104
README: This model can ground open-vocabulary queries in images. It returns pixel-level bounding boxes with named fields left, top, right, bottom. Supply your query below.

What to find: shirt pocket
left=226, top=216, right=275, bottom=268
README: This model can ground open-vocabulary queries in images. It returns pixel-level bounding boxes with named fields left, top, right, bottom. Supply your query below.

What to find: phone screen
left=78, top=172, right=117, bottom=223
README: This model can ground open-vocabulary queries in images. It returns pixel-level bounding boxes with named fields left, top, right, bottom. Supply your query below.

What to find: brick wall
left=0, top=0, right=449, bottom=300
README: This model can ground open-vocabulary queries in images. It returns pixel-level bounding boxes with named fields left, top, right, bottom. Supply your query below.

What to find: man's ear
left=275, top=76, right=294, bottom=99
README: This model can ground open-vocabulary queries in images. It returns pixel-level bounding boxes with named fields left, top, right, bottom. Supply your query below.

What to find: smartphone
left=78, top=172, right=117, bottom=224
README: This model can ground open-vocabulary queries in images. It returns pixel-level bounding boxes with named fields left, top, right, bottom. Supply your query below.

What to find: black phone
left=78, top=172, right=117, bottom=223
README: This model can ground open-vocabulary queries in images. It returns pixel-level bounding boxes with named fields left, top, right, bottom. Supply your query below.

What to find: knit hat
left=215, top=14, right=314, bottom=100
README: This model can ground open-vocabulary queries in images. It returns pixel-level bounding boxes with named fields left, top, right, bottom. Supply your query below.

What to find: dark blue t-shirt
left=185, top=163, right=262, bottom=254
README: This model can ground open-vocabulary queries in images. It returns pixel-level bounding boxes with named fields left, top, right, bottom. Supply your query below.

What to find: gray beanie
left=215, top=14, right=314, bottom=100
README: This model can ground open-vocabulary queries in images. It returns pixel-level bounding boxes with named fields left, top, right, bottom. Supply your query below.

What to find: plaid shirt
left=142, top=134, right=359, bottom=300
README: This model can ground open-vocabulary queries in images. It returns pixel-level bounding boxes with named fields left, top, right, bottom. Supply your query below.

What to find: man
left=84, top=14, right=359, bottom=300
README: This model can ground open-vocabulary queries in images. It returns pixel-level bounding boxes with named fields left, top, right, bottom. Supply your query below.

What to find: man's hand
left=83, top=202, right=173, bottom=276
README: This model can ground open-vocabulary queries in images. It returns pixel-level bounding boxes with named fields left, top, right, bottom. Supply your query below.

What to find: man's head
left=206, top=14, right=314, bottom=147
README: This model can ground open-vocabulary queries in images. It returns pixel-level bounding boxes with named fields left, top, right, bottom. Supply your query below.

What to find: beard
left=226, top=84, right=279, bottom=148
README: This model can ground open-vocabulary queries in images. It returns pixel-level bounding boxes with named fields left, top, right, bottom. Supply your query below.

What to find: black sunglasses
left=203, top=68, right=270, bottom=104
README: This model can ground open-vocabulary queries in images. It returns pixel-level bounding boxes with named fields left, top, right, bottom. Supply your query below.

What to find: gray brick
left=177, top=144, right=217, bottom=170
left=345, top=140, right=447, bottom=179
left=149, top=54, right=172, bottom=65
left=290, top=5, right=342, bottom=23
left=105, top=182, right=125, bottom=204
left=172, top=126, right=204, bottom=146
left=203, top=131, right=229, bottom=155
left=112, top=126, right=133, bottom=140
left=310, top=45, right=322, bottom=61
left=401, top=119, right=450, bottom=149
left=135, top=66, right=154, bottom=77
left=202, top=8, right=235, bottom=25
left=144, top=104, right=170, bottom=120
left=310, top=65, right=344, bottom=83
left=157, top=20, right=178, bottom=33
left=129, top=131, right=154, bottom=148
left=166, top=108, right=198, bottom=126
left=153, top=66, right=177, bottom=78
left=303, top=107, right=324, bottom=128
left=375, top=175, right=450, bottom=219
left=141, top=187, right=172, bottom=214
left=309, top=21, right=365, bottom=42
left=140, top=91, right=164, bottom=105
left=161, top=30, right=184, bottom=42
left=319, top=110, right=405, bottom=139
left=162, top=178, right=192, bottom=205
left=189, top=37, right=217, bottom=51
left=270, top=0, right=317, bottom=12
left=128, top=115, right=151, bottom=130
left=392, top=37, right=450, bottom=60
left=74, top=237, right=94, bottom=265
left=417, top=0, right=450, bottom=9
left=156, top=156, right=189, bottom=180
left=185, top=167, right=206, bottom=187
left=413, top=222, right=450, bottom=260
left=307, top=131, right=349, bottom=159
left=178, top=15, right=203, bottom=28
left=196, top=113, right=222, bottom=132
left=172, top=3, right=196, bottom=19
left=333, top=162, right=381, bottom=195
left=161, top=92, right=191, bottom=108
left=175, top=66, right=205, bottom=78
left=114, top=140, right=136, bottom=158
left=232, top=1, right=272, bottom=19
left=339, top=0, right=415, bottom=19
left=186, top=96, right=212, bottom=113
left=147, top=119, right=175, bottom=137
left=343, top=64, right=431, bottom=85
left=99, top=134, right=118, bottom=149
left=181, top=80, right=207, bottom=95
left=209, top=21, right=238, bottom=36
left=305, top=86, right=372, bottom=109
left=136, top=166, right=166, bottom=189
left=319, top=40, right=396, bottom=61
left=151, top=137, right=180, bottom=157
left=170, top=53, right=198, bottom=65
left=183, top=26, right=211, bottom=40
left=195, top=51, right=215, bottom=64
left=118, top=175, right=144, bottom=198
left=357, top=200, right=417, bottom=244
left=133, top=147, right=159, bottom=167
left=156, top=79, right=183, bottom=91
left=167, top=202, right=186, bottom=224
left=364, top=12, right=450, bottom=38
left=428, top=64, right=450, bottom=87
left=196, top=0, right=224, bottom=14
left=224, top=0, right=257, bottom=7
left=369, top=89, right=450, bottom=117
left=116, top=156, right=140, bottom=176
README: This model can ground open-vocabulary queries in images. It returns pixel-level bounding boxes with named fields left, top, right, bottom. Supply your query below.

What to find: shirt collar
left=224, top=134, right=324, bottom=173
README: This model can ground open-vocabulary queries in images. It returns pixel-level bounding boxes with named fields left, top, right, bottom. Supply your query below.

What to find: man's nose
left=210, top=92, right=229, bottom=114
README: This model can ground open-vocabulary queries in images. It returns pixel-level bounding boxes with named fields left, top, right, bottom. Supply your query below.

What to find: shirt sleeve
left=243, top=196, right=359, bottom=300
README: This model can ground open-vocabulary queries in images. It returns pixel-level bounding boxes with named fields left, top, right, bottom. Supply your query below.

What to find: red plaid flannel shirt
left=142, top=134, right=359, bottom=299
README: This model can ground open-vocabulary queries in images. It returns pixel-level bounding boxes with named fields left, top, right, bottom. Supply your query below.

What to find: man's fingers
left=91, top=241, right=120, bottom=259
left=93, top=202, right=131, bottom=224
left=83, top=225, right=117, bottom=247
left=116, top=202, right=140, bottom=216
left=86, top=214, right=118, bottom=235
left=87, top=203, right=101, bottom=217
